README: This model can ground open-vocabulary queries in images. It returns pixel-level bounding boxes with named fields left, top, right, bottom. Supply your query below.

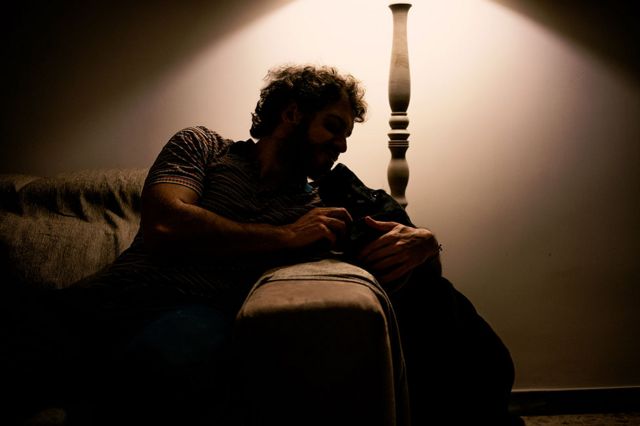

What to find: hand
left=356, top=216, right=440, bottom=285
left=283, top=207, right=353, bottom=250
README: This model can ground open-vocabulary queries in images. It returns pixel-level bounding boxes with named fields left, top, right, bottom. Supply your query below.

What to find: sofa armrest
left=234, top=260, right=397, bottom=426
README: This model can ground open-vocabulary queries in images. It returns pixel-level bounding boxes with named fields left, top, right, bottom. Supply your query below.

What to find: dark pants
left=391, top=258, right=516, bottom=425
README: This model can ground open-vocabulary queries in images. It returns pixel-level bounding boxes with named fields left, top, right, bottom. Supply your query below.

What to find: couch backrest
left=0, top=168, right=148, bottom=289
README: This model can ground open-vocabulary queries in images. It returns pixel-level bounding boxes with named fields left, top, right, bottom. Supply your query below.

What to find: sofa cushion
left=0, top=168, right=148, bottom=289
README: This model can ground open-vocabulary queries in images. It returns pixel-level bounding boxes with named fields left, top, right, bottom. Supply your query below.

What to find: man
left=10, top=64, right=519, bottom=425
left=133, top=64, right=518, bottom=424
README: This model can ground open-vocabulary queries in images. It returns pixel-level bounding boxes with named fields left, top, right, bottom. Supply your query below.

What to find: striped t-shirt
left=99, top=126, right=323, bottom=311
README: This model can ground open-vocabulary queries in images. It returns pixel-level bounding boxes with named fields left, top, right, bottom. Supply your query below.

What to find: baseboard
left=509, top=386, right=640, bottom=416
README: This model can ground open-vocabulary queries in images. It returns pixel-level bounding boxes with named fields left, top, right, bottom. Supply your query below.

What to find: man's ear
left=281, top=102, right=303, bottom=125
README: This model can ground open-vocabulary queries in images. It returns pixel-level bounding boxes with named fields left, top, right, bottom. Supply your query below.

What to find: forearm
left=141, top=183, right=351, bottom=261
left=143, top=199, right=294, bottom=259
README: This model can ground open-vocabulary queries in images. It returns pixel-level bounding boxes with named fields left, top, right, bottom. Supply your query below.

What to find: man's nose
left=334, top=136, right=347, bottom=153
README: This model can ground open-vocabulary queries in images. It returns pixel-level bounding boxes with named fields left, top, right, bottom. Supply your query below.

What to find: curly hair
left=250, top=64, right=367, bottom=138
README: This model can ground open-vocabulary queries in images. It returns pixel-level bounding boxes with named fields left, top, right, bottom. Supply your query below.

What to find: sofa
left=0, top=169, right=407, bottom=426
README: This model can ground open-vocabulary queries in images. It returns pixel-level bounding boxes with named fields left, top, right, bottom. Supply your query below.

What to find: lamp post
left=387, top=2, right=412, bottom=208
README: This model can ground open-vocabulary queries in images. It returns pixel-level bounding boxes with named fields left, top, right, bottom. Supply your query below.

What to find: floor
left=23, top=409, right=640, bottom=425
left=522, top=412, right=640, bottom=425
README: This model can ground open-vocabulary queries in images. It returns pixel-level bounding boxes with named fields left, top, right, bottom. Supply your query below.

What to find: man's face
left=298, top=94, right=355, bottom=180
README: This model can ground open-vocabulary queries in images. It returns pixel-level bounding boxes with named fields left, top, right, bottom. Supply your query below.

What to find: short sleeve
left=144, top=126, right=233, bottom=196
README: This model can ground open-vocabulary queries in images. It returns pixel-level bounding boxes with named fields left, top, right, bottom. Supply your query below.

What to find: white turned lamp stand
left=387, top=2, right=412, bottom=208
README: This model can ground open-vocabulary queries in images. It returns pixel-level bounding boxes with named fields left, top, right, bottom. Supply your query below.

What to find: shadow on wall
left=491, top=0, right=640, bottom=85
left=0, top=0, right=294, bottom=173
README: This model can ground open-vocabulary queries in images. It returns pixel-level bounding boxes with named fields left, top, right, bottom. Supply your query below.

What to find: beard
left=287, top=121, right=336, bottom=181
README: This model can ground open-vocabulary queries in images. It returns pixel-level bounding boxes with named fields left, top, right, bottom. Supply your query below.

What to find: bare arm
left=141, top=183, right=352, bottom=259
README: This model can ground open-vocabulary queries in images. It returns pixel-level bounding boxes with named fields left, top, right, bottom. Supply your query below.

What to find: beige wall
left=2, top=0, right=638, bottom=390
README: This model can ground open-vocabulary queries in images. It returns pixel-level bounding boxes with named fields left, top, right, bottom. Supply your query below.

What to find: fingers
left=322, top=216, right=349, bottom=239
left=364, top=216, right=397, bottom=232
left=321, top=207, right=353, bottom=224
left=357, top=223, right=401, bottom=261
left=308, top=208, right=351, bottom=239
left=286, top=207, right=353, bottom=249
